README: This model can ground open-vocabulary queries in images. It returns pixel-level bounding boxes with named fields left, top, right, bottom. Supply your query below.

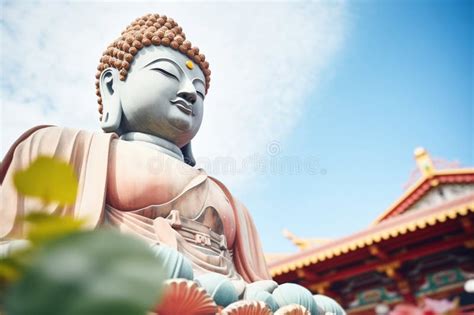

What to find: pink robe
left=0, top=126, right=271, bottom=283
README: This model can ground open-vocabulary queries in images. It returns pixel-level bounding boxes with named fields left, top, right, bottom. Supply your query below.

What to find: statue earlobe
left=99, top=68, right=123, bottom=133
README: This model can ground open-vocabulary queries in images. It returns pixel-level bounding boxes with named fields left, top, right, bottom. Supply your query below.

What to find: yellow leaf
left=24, top=212, right=85, bottom=245
left=13, top=156, right=78, bottom=205
left=0, top=258, right=22, bottom=282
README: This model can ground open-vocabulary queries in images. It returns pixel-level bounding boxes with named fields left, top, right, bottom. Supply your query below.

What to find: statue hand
left=149, top=244, right=193, bottom=280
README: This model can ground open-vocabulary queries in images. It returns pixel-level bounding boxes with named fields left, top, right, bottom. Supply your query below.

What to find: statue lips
left=171, top=98, right=194, bottom=116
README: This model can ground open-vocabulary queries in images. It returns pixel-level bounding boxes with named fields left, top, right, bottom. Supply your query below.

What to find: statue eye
left=151, top=68, right=179, bottom=81
left=196, top=91, right=205, bottom=99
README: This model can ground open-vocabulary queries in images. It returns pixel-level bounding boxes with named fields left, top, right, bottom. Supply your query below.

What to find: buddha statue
left=1, top=13, right=344, bottom=314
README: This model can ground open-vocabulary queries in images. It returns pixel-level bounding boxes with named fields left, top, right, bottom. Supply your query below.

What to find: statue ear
left=181, top=142, right=196, bottom=167
left=99, top=68, right=123, bottom=133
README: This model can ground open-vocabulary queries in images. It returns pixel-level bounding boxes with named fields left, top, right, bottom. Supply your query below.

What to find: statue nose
left=177, top=91, right=197, bottom=104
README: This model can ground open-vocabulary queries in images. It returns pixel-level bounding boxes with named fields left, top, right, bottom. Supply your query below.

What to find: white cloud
left=0, top=1, right=346, bottom=190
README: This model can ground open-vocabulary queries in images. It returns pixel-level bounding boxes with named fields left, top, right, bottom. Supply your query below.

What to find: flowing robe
left=0, top=126, right=271, bottom=283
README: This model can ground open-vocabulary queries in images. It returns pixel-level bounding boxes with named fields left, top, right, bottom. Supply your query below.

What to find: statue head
left=95, top=14, right=211, bottom=164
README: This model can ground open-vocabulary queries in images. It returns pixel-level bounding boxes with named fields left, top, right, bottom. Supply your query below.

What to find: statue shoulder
left=1, top=126, right=116, bottom=238
left=4, top=126, right=111, bottom=153
left=1, top=126, right=116, bottom=184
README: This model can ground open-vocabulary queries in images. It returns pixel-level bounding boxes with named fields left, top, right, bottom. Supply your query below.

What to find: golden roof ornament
left=282, top=229, right=331, bottom=251
left=414, top=147, right=435, bottom=177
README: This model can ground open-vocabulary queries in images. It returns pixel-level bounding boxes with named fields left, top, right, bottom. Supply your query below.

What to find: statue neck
left=120, top=132, right=184, bottom=161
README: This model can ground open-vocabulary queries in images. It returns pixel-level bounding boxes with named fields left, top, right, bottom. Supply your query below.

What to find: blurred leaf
left=27, top=218, right=83, bottom=245
left=23, top=212, right=84, bottom=245
left=4, top=229, right=165, bottom=315
left=13, top=156, right=78, bottom=205
left=1, top=249, right=33, bottom=307
left=0, top=241, right=33, bottom=284
left=0, top=213, right=84, bottom=287
left=0, top=257, right=22, bottom=282
left=23, top=212, right=58, bottom=223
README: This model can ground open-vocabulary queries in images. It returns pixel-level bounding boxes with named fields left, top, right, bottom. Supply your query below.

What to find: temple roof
left=269, top=194, right=473, bottom=276
left=268, top=148, right=474, bottom=277
left=373, top=148, right=473, bottom=223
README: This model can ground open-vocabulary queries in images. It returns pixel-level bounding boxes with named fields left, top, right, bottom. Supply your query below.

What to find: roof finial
left=414, top=147, right=435, bottom=177
left=282, top=229, right=331, bottom=251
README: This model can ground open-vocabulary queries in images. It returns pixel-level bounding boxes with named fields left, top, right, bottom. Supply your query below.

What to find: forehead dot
left=186, top=60, right=194, bottom=70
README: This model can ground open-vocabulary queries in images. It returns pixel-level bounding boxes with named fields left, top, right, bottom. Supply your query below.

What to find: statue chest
left=106, top=144, right=236, bottom=248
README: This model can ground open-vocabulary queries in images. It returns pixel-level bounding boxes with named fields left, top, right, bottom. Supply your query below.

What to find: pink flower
left=423, top=298, right=457, bottom=314
left=389, top=304, right=435, bottom=315
left=389, top=298, right=458, bottom=315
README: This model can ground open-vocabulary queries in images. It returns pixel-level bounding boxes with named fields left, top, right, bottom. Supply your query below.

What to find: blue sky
left=241, top=0, right=473, bottom=253
left=1, top=1, right=472, bottom=254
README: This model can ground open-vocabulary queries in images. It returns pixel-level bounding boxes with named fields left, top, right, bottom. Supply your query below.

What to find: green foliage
left=2, top=154, right=84, bottom=286
left=2, top=156, right=166, bottom=314
left=0, top=256, right=23, bottom=282
left=0, top=213, right=84, bottom=285
left=13, top=156, right=78, bottom=205
left=4, top=229, right=165, bottom=315
left=23, top=212, right=85, bottom=245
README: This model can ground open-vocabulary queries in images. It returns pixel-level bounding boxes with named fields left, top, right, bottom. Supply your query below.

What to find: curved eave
left=372, top=168, right=474, bottom=224
left=269, top=195, right=474, bottom=277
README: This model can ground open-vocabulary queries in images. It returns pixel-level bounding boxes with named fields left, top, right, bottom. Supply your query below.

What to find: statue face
left=117, top=45, right=206, bottom=148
